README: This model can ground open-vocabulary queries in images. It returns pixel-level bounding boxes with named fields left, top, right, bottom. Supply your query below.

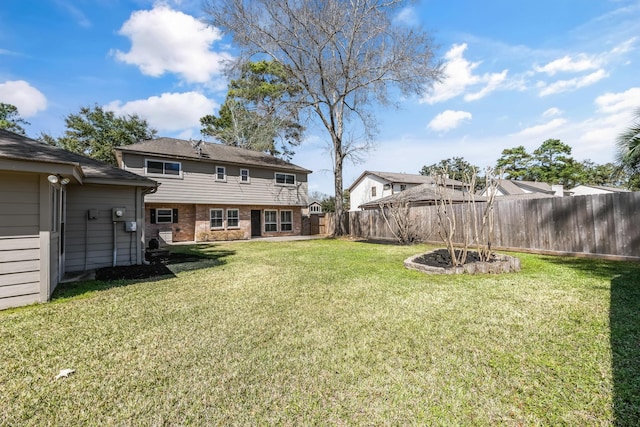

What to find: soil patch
left=95, top=252, right=210, bottom=281
left=406, top=248, right=520, bottom=274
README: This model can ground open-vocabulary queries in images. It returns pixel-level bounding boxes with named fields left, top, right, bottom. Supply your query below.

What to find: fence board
left=348, top=192, right=640, bottom=259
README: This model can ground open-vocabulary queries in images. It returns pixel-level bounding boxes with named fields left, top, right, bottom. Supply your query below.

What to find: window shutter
left=172, top=209, right=179, bottom=223
left=150, top=208, right=156, bottom=224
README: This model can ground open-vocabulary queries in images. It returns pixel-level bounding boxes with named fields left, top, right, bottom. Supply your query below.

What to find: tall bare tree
left=204, top=0, right=442, bottom=235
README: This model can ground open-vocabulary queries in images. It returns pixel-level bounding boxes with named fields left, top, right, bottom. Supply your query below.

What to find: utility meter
left=112, top=207, right=126, bottom=222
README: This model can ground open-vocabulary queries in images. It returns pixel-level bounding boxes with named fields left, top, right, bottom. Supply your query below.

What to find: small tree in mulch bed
left=433, top=166, right=500, bottom=267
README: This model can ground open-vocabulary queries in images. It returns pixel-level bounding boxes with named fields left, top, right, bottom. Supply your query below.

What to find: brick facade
left=146, top=203, right=303, bottom=243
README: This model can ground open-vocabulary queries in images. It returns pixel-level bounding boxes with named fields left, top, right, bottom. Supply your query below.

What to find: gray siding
left=123, top=153, right=308, bottom=206
left=65, top=184, right=142, bottom=271
left=0, top=173, right=41, bottom=309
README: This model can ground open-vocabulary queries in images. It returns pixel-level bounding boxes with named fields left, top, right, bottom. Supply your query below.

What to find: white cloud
left=511, top=118, right=567, bottom=138
left=534, top=54, right=600, bottom=75
left=542, top=107, right=562, bottom=118
left=464, top=70, right=508, bottom=101
left=427, top=110, right=472, bottom=132
left=55, top=0, right=91, bottom=28
left=104, top=92, right=217, bottom=132
left=595, top=87, right=640, bottom=114
left=112, top=4, right=233, bottom=83
left=421, top=44, right=509, bottom=104
left=0, top=80, right=47, bottom=117
left=395, top=6, right=419, bottom=26
left=538, top=69, right=608, bottom=96
left=610, top=37, right=637, bottom=55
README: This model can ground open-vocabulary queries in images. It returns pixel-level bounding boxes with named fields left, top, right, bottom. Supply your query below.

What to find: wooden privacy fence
left=347, top=192, right=640, bottom=260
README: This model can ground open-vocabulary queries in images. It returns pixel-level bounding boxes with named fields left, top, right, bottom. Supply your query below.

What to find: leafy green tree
left=616, top=107, right=640, bottom=188
left=495, top=146, right=533, bottom=180
left=578, top=160, right=628, bottom=188
left=420, top=157, right=479, bottom=181
left=43, top=105, right=156, bottom=165
left=0, top=103, right=30, bottom=135
left=420, top=157, right=485, bottom=190
left=201, top=60, right=303, bottom=159
left=205, top=0, right=442, bottom=235
left=529, top=139, right=583, bottom=187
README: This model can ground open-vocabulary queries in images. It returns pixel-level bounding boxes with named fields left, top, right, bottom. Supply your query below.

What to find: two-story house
left=348, top=170, right=467, bottom=211
left=115, top=138, right=311, bottom=243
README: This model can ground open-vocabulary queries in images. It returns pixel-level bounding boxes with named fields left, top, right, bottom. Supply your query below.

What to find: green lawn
left=1, top=239, right=639, bottom=425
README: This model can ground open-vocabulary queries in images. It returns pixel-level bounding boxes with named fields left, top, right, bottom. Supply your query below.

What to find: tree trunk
left=333, top=141, right=346, bottom=236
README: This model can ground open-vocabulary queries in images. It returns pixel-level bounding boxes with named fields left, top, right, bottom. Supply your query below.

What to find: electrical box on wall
left=112, top=207, right=126, bottom=222
left=87, top=209, right=98, bottom=220
left=125, top=221, right=137, bottom=232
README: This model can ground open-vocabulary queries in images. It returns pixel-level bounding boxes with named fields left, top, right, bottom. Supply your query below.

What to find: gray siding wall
left=65, top=184, right=142, bottom=272
left=0, top=173, right=41, bottom=309
left=123, top=153, right=308, bottom=206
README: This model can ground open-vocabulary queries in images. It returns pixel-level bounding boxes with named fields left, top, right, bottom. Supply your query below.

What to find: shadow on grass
left=540, top=256, right=640, bottom=425
left=52, top=245, right=235, bottom=300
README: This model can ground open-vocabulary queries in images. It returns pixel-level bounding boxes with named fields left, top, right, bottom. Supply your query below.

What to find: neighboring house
left=115, top=138, right=311, bottom=243
left=0, top=130, right=157, bottom=310
left=302, top=200, right=323, bottom=215
left=569, top=184, right=631, bottom=196
left=348, top=171, right=467, bottom=211
left=478, top=179, right=563, bottom=199
left=359, top=183, right=486, bottom=209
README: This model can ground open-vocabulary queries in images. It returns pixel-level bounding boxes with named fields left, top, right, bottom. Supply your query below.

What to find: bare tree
left=378, top=194, right=425, bottom=245
left=433, top=167, right=501, bottom=267
left=204, top=0, right=442, bottom=235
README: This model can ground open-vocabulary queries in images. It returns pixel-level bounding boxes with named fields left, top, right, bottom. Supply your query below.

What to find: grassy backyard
left=1, top=239, right=639, bottom=425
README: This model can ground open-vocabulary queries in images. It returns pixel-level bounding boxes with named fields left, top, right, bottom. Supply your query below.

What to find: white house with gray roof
left=348, top=170, right=467, bottom=211
left=115, top=138, right=311, bottom=243
left=0, top=130, right=158, bottom=310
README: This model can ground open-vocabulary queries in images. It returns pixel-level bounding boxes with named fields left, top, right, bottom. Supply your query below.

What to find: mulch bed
left=95, top=252, right=208, bottom=281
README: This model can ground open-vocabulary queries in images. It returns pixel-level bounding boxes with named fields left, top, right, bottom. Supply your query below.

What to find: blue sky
left=1, top=0, right=639, bottom=195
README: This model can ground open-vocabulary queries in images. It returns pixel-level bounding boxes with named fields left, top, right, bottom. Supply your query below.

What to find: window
left=280, top=210, right=293, bottom=231
left=240, top=169, right=250, bottom=183
left=215, top=166, right=226, bottom=181
left=264, top=210, right=277, bottom=232
left=371, top=187, right=377, bottom=197
left=156, top=208, right=173, bottom=224
left=227, top=209, right=239, bottom=228
left=400, top=184, right=407, bottom=191
left=310, top=204, right=321, bottom=213
left=146, top=159, right=181, bottom=176
left=275, top=172, right=295, bottom=185
left=383, top=183, right=391, bottom=190
left=210, top=209, right=223, bottom=229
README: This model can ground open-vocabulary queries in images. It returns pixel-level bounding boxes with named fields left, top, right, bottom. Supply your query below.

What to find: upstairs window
left=400, top=184, right=407, bottom=191
left=371, top=187, right=377, bottom=197
left=275, top=173, right=295, bottom=185
left=215, top=166, right=226, bottom=181
left=240, top=168, right=250, bottom=183
left=146, top=159, right=181, bottom=177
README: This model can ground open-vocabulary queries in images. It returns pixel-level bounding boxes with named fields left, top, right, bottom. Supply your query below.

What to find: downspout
left=113, top=221, right=117, bottom=267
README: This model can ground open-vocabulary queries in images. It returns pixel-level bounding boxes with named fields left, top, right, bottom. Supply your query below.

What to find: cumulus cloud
left=112, top=4, right=232, bottom=83
left=511, top=118, right=567, bottom=137
left=595, top=87, right=640, bottom=114
left=538, top=69, right=608, bottom=96
left=542, top=107, right=562, bottom=118
left=0, top=80, right=47, bottom=117
left=534, top=54, right=600, bottom=75
left=104, top=92, right=218, bottom=132
left=421, top=44, right=509, bottom=104
left=427, top=110, right=472, bottom=132
left=394, top=6, right=419, bottom=26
